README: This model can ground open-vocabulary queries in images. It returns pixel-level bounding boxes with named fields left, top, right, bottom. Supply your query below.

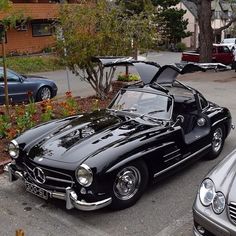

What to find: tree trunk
left=197, top=0, right=213, bottom=62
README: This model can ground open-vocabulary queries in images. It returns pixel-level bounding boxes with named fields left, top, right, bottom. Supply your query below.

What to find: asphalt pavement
left=1, top=52, right=236, bottom=236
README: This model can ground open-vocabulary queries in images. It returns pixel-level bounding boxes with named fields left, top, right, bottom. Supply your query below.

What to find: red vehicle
left=181, top=44, right=234, bottom=65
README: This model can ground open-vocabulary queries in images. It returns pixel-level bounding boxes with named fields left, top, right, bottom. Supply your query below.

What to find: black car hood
left=206, top=149, right=236, bottom=204
left=27, top=110, right=166, bottom=164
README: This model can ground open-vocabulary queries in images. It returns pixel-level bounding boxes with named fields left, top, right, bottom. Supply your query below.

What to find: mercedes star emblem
left=33, top=167, right=46, bottom=184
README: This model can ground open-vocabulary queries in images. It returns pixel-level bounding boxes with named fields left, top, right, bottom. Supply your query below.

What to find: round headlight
left=199, top=178, right=215, bottom=206
left=8, top=140, right=19, bottom=159
left=76, top=164, right=93, bottom=187
left=212, top=192, right=225, bottom=214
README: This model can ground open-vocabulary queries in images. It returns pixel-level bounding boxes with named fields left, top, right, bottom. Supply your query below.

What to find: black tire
left=110, top=160, right=148, bottom=210
left=206, top=125, right=225, bottom=160
left=36, top=86, right=52, bottom=101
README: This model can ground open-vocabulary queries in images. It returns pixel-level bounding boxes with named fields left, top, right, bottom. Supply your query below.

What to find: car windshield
left=108, top=89, right=173, bottom=120
left=222, top=39, right=235, bottom=44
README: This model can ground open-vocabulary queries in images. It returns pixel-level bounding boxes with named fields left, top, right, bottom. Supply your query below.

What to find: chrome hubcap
left=41, top=87, right=51, bottom=100
left=212, top=128, right=223, bottom=153
left=113, top=166, right=141, bottom=200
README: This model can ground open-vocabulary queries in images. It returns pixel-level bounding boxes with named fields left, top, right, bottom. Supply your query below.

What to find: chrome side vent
left=229, top=202, right=236, bottom=224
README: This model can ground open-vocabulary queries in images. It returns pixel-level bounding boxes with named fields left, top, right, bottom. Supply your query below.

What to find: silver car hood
left=206, top=149, right=236, bottom=203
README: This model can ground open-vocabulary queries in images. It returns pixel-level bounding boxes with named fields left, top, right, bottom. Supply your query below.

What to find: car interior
left=167, top=84, right=210, bottom=144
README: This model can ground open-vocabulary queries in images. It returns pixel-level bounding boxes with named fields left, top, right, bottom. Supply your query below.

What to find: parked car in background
left=221, top=37, right=236, bottom=50
left=4, top=60, right=232, bottom=212
left=193, top=148, right=236, bottom=236
left=0, top=67, right=58, bottom=104
left=181, top=44, right=234, bottom=65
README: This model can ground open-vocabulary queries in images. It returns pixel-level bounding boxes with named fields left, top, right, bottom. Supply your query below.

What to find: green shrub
left=0, top=55, right=64, bottom=74
left=175, top=42, right=187, bottom=52
left=117, top=73, right=140, bottom=82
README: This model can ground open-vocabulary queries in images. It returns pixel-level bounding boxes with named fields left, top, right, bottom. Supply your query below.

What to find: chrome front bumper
left=4, top=163, right=112, bottom=211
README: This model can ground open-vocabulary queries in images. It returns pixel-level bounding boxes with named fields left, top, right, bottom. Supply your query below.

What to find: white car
left=221, top=38, right=236, bottom=50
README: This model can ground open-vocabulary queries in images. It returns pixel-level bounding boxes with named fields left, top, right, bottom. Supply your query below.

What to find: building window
left=32, top=23, right=53, bottom=37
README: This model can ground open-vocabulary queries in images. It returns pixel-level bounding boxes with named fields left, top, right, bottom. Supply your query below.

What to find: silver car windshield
left=109, top=89, right=173, bottom=120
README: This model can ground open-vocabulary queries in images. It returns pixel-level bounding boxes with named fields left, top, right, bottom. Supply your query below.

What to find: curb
left=0, top=159, right=11, bottom=175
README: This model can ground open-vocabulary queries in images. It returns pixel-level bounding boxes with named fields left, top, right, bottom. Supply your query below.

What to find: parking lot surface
left=1, top=60, right=236, bottom=236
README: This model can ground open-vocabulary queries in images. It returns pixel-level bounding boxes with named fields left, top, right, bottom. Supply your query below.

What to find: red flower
left=27, top=91, right=33, bottom=97
left=65, top=91, right=72, bottom=98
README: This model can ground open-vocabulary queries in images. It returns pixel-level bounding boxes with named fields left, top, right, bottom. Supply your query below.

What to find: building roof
left=181, top=0, right=198, bottom=18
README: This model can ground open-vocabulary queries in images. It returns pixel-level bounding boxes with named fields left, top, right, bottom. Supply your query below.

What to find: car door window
left=199, top=94, right=208, bottom=110
left=7, top=70, right=20, bottom=82
left=223, top=46, right=230, bottom=53
left=0, top=69, right=4, bottom=82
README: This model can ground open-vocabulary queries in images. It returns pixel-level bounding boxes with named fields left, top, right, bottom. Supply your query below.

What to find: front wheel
left=37, top=86, right=52, bottom=101
left=206, top=125, right=225, bottom=160
left=110, top=160, right=148, bottom=210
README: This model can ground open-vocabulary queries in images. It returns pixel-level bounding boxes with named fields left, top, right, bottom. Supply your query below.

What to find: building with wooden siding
left=0, top=0, right=78, bottom=55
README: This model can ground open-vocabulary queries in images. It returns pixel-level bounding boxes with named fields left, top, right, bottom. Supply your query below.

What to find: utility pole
left=0, top=24, right=9, bottom=114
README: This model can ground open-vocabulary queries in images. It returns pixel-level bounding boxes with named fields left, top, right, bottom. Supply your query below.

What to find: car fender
left=105, top=141, right=174, bottom=174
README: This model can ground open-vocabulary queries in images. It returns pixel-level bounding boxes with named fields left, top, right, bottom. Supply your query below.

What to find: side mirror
left=171, top=115, right=184, bottom=129
left=176, top=115, right=184, bottom=124
left=19, top=76, right=24, bottom=83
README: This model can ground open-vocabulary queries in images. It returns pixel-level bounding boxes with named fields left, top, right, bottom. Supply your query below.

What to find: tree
left=0, top=0, right=12, bottom=11
left=196, top=0, right=213, bottom=62
left=152, top=0, right=191, bottom=46
left=115, top=0, right=154, bottom=15
left=57, top=0, right=158, bottom=99
left=190, top=0, right=236, bottom=63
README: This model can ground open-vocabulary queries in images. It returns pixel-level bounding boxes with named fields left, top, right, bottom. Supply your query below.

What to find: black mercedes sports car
left=4, top=60, right=232, bottom=211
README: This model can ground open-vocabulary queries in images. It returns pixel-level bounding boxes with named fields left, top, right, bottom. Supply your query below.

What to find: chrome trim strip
left=212, top=117, right=227, bottom=127
left=229, top=202, right=236, bottom=224
left=163, top=148, right=180, bottom=158
left=46, top=176, right=75, bottom=184
left=154, top=144, right=211, bottom=178
left=230, top=202, right=236, bottom=207
left=66, top=187, right=112, bottom=211
left=12, top=139, right=19, bottom=148
left=164, top=153, right=181, bottom=163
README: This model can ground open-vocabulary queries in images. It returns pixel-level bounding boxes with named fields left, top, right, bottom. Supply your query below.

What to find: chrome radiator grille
left=229, top=202, right=236, bottom=224
left=24, top=161, right=74, bottom=190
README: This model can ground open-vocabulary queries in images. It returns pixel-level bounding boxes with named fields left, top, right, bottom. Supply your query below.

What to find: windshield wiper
left=107, top=108, right=118, bottom=113
left=139, top=110, right=165, bottom=123
left=108, top=108, right=137, bottom=113
left=121, top=108, right=137, bottom=112
left=146, top=109, right=165, bottom=115
left=140, top=109, right=164, bottom=118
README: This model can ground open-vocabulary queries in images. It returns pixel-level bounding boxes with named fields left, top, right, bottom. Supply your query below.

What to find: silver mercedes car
left=193, top=149, right=236, bottom=236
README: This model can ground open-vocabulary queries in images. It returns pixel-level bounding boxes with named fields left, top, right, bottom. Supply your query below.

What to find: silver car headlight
left=212, top=192, right=225, bottom=214
left=75, top=164, right=93, bottom=187
left=199, top=178, right=215, bottom=206
left=199, top=178, right=225, bottom=214
left=8, top=140, right=19, bottom=159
